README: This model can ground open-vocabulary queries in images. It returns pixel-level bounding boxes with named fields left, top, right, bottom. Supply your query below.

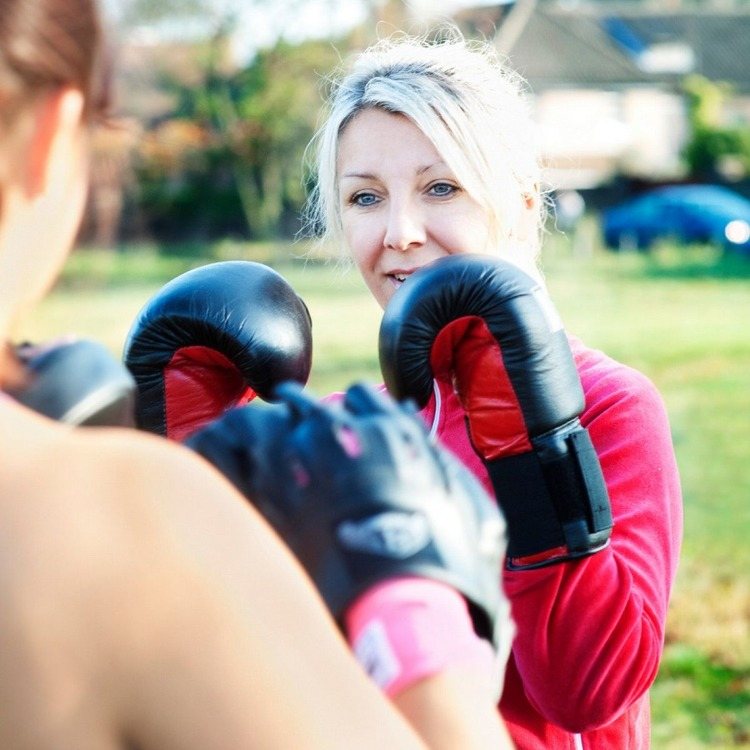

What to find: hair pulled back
left=0, top=0, right=106, bottom=121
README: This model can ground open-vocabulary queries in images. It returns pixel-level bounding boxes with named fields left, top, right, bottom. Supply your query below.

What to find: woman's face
left=0, top=89, right=88, bottom=332
left=337, top=108, right=491, bottom=309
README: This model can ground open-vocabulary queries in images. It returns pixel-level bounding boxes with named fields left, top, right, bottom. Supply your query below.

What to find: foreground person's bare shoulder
left=0, top=408, right=426, bottom=750
left=0, top=409, right=237, bottom=566
left=0, top=413, right=267, bottom=748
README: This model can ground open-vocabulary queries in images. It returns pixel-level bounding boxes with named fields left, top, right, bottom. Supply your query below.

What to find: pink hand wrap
left=345, top=577, right=497, bottom=698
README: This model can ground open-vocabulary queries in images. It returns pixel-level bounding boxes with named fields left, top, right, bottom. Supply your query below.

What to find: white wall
left=533, top=87, right=689, bottom=189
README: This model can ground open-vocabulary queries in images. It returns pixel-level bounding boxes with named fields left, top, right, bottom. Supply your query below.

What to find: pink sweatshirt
left=330, top=335, right=682, bottom=748
left=415, top=336, right=683, bottom=749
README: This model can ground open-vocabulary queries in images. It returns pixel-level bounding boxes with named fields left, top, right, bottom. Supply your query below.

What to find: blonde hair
left=303, top=30, right=545, bottom=271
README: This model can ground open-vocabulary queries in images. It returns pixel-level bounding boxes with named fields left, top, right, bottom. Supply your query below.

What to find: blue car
left=602, top=184, right=750, bottom=253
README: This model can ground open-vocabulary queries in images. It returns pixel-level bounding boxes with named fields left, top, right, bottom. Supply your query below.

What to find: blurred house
left=453, top=1, right=750, bottom=193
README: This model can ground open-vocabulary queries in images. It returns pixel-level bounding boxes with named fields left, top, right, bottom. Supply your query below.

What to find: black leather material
left=379, top=254, right=583, bottom=428
left=10, top=338, right=135, bottom=427
left=123, top=261, right=312, bottom=435
left=378, top=255, right=612, bottom=567
left=187, top=382, right=507, bottom=649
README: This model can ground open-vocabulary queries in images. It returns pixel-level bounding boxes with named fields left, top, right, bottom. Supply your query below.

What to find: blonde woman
left=306, top=32, right=683, bottom=750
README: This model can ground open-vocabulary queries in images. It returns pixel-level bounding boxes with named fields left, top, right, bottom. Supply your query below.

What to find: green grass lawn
left=19, top=229, right=750, bottom=747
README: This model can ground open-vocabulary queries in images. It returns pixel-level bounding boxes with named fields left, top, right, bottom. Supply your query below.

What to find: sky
left=106, top=0, right=511, bottom=62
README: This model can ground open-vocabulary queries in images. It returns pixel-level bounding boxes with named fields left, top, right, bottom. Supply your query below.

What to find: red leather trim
left=164, top=346, right=255, bottom=441
left=430, top=317, right=532, bottom=460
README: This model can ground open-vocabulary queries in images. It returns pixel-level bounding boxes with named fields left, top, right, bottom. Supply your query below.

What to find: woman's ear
left=25, top=87, right=85, bottom=198
left=509, top=189, right=540, bottom=245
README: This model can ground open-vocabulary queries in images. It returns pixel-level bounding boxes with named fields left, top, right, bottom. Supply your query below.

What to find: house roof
left=455, top=3, right=750, bottom=93
left=617, top=11, right=750, bottom=90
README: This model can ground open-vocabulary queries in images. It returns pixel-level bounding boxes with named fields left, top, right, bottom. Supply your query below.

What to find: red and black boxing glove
left=379, top=254, right=613, bottom=570
left=123, top=260, right=312, bottom=440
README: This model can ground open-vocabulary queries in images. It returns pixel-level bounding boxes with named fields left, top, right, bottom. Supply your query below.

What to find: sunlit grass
left=652, top=644, right=750, bottom=749
left=19, top=228, right=750, bottom=747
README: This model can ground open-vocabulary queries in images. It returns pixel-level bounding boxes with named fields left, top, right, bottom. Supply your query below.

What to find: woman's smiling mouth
left=388, top=270, right=414, bottom=288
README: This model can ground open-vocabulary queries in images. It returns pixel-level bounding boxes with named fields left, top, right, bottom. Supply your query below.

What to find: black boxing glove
left=123, top=261, right=312, bottom=440
left=186, top=382, right=507, bottom=651
left=379, top=254, right=613, bottom=570
left=7, top=337, right=135, bottom=426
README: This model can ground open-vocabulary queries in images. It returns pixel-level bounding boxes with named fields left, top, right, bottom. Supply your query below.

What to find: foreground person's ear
left=26, top=87, right=85, bottom=198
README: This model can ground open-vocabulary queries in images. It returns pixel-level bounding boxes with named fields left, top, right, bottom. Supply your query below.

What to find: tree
left=682, top=75, right=750, bottom=181
left=208, top=35, right=343, bottom=238
left=117, top=0, right=416, bottom=241
left=131, top=34, right=343, bottom=240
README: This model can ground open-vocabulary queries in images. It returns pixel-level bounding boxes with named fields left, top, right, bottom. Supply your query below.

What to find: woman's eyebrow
left=340, top=171, right=377, bottom=180
left=417, top=161, right=447, bottom=175
left=341, top=161, right=448, bottom=180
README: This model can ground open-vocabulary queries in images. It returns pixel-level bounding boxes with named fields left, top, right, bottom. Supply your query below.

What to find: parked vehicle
left=601, top=184, right=750, bottom=253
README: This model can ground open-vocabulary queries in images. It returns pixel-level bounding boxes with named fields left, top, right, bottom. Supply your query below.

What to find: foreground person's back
left=0, top=398, right=434, bottom=750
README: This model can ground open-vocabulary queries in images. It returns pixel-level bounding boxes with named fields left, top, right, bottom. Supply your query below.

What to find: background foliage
left=129, top=37, right=343, bottom=240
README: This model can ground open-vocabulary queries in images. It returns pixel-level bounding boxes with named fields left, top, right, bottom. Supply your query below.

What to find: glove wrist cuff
left=485, top=423, right=613, bottom=569
left=345, top=577, right=499, bottom=697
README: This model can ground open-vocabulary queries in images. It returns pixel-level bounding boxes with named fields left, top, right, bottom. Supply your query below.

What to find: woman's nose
left=383, top=201, right=426, bottom=252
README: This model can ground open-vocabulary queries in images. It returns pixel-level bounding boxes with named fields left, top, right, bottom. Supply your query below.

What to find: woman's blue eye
left=429, top=183, right=456, bottom=197
left=353, top=193, right=378, bottom=206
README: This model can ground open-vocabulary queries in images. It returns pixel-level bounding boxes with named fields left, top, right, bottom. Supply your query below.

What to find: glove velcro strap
left=485, top=422, right=613, bottom=570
